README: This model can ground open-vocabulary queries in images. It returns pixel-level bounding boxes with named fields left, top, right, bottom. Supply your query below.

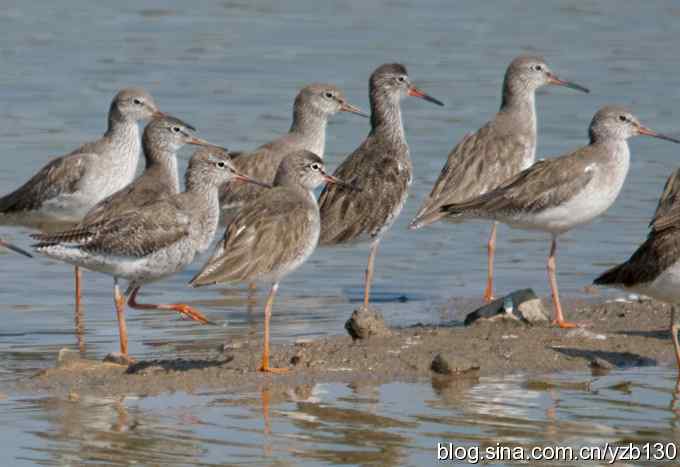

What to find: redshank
left=430, top=106, right=680, bottom=328
left=595, top=168, right=680, bottom=368
left=409, top=55, right=589, bottom=303
left=318, top=63, right=443, bottom=308
left=0, top=88, right=162, bottom=317
left=32, top=114, right=213, bottom=313
left=220, top=83, right=365, bottom=223
left=32, top=147, right=268, bottom=361
left=190, top=150, right=350, bottom=373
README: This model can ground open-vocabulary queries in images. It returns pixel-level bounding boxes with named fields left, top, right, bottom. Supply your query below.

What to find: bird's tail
left=408, top=209, right=447, bottom=230
left=593, top=263, right=627, bottom=286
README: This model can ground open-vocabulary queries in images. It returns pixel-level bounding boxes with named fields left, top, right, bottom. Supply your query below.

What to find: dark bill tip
left=548, top=75, right=590, bottom=94
left=0, top=239, right=33, bottom=258
left=407, top=86, right=445, bottom=106
left=638, top=125, right=680, bottom=144
left=340, top=102, right=370, bottom=118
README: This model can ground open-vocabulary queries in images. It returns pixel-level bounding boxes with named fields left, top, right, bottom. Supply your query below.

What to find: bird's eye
left=324, top=92, right=334, bottom=99
left=619, top=115, right=628, bottom=122
left=133, top=98, right=143, bottom=105
left=172, top=127, right=181, bottom=133
left=311, top=163, right=321, bottom=171
left=397, top=76, right=406, bottom=83
left=534, top=65, right=543, bottom=72
left=216, top=161, right=226, bottom=168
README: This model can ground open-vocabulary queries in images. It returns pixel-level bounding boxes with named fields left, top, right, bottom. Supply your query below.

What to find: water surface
left=1, top=1, right=679, bottom=464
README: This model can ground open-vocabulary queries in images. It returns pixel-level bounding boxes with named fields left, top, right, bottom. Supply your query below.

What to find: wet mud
left=14, top=298, right=678, bottom=398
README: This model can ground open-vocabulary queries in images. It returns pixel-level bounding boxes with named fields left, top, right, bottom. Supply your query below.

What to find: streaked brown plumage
left=440, top=106, right=680, bottom=328
left=34, top=148, right=267, bottom=361
left=82, top=115, right=211, bottom=224
left=595, top=169, right=680, bottom=369
left=0, top=87, right=162, bottom=340
left=30, top=115, right=213, bottom=339
left=409, top=55, right=589, bottom=302
left=220, top=83, right=365, bottom=223
left=192, top=150, right=347, bottom=373
left=318, top=63, right=443, bottom=308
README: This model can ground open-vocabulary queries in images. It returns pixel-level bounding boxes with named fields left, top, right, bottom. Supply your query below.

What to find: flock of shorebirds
left=2, top=55, right=680, bottom=373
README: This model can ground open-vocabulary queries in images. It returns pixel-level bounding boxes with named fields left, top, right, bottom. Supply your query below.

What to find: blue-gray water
left=1, top=1, right=680, bottom=465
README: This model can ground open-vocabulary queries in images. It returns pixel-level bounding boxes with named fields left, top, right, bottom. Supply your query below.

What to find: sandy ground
left=13, top=297, right=679, bottom=398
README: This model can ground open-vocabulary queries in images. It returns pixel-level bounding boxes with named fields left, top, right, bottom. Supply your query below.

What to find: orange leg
left=259, top=282, right=288, bottom=373
left=483, top=222, right=497, bottom=303
left=127, top=286, right=214, bottom=325
left=547, top=237, right=578, bottom=329
left=114, top=279, right=129, bottom=356
left=363, top=239, right=380, bottom=308
left=74, top=266, right=85, bottom=352
left=671, top=306, right=680, bottom=370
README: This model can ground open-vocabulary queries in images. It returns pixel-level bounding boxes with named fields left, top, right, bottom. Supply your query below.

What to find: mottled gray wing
left=0, top=152, right=95, bottom=213
left=220, top=137, right=297, bottom=209
left=191, top=189, right=313, bottom=286
left=442, top=149, right=595, bottom=218
left=34, top=198, right=190, bottom=257
left=319, top=138, right=409, bottom=245
left=82, top=171, right=172, bottom=224
left=414, top=123, right=532, bottom=220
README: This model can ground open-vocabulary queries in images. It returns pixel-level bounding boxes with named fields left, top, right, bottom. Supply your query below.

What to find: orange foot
left=258, top=365, right=290, bottom=374
left=173, top=304, right=215, bottom=325
left=552, top=319, right=590, bottom=329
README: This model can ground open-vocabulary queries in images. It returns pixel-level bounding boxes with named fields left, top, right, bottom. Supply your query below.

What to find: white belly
left=36, top=240, right=196, bottom=286
left=506, top=145, right=630, bottom=235
left=511, top=180, right=621, bottom=234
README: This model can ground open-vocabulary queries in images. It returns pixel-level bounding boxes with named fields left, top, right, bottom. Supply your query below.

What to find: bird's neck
left=590, top=136, right=630, bottom=162
left=101, top=108, right=141, bottom=188
left=369, top=90, right=405, bottom=144
left=185, top=177, right=221, bottom=223
left=185, top=182, right=221, bottom=253
left=289, top=107, right=327, bottom=157
left=105, top=107, right=139, bottom=145
left=143, top=144, right=181, bottom=193
left=499, top=86, right=537, bottom=135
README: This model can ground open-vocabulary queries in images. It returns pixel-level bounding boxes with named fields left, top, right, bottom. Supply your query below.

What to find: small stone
left=294, top=338, right=313, bottom=347
left=57, top=348, right=82, bottom=367
left=103, top=352, right=135, bottom=366
left=517, top=298, right=549, bottom=323
left=590, top=357, right=614, bottom=370
left=290, top=354, right=303, bottom=366
left=345, top=305, right=391, bottom=340
left=221, top=341, right=243, bottom=352
left=465, top=289, right=548, bottom=326
left=68, top=391, right=80, bottom=402
left=431, top=353, right=479, bottom=375
left=565, top=328, right=607, bottom=340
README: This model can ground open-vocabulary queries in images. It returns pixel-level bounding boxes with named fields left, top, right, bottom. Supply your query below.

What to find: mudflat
left=14, top=298, right=676, bottom=398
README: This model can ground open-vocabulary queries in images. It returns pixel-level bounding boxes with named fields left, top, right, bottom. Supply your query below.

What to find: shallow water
left=4, top=367, right=680, bottom=466
left=1, top=0, right=680, bottom=464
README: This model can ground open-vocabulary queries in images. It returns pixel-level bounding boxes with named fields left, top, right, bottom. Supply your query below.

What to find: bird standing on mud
left=409, top=55, right=589, bottom=303
left=318, top=63, right=443, bottom=310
